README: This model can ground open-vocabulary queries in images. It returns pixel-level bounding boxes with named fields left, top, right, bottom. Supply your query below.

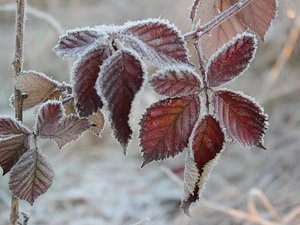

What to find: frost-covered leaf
left=96, top=49, right=145, bottom=153
left=140, top=95, right=201, bottom=166
left=89, top=110, right=105, bottom=137
left=206, top=33, right=257, bottom=87
left=9, top=147, right=54, bottom=205
left=13, top=71, right=60, bottom=110
left=72, top=45, right=111, bottom=117
left=181, top=115, right=224, bottom=214
left=213, top=90, right=268, bottom=147
left=150, top=66, right=201, bottom=97
left=0, top=134, right=29, bottom=175
left=0, top=117, right=31, bottom=136
left=53, top=27, right=108, bottom=58
left=198, top=0, right=277, bottom=56
left=120, top=18, right=189, bottom=67
left=35, top=101, right=90, bottom=148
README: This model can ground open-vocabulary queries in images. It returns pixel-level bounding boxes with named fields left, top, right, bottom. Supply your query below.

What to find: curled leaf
left=72, top=45, right=111, bottom=117
left=35, top=101, right=90, bottom=148
left=96, top=49, right=145, bottom=153
left=89, top=110, right=105, bottom=137
left=213, top=89, right=268, bottom=148
left=53, top=27, right=108, bottom=58
left=206, top=33, right=257, bottom=87
left=120, top=18, right=189, bottom=67
left=13, top=71, right=60, bottom=110
left=140, top=95, right=201, bottom=166
left=150, top=66, right=201, bottom=97
left=181, top=115, right=224, bottom=214
left=9, top=147, right=54, bottom=205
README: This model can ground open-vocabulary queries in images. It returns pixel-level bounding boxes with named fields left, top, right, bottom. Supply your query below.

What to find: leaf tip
left=180, top=200, right=192, bottom=216
left=257, top=143, right=267, bottom=150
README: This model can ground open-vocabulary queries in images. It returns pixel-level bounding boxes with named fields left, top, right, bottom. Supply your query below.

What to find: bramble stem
left=10, top=0, right=26, bottom=224
left=184, top=0, right=254, bottom=41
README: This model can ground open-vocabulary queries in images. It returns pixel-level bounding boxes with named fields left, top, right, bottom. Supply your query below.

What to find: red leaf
left=96, top=49, right=145, bottom=152
left=54, top=27, right=108, bottom=58
left=89, top=110, right=105, bottom=137
left=9, top=146, right=54, bottom=205
left=206, top=33, right=257, bottom=87
left=198, top=0, right=277, bottom=56
left=35, top=101, right=90, bottom=148
left=140, top=95, right=201, bottom=166
left=150, top=66, right=202, bottom=97
left=0, top=117, right=31, bottom=136
left=13, top=71, right=60, bottom=110
left=181, top=115, right=224, bottom=214
left=120, top=19, right=189, bottom=67
left=213, top=89, right=268, bottom=148
left=0, top=134, right=29, bottom=175
left=72, top=45, right=111, bottom=117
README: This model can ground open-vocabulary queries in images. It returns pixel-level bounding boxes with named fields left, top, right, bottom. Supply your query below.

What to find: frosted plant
left=0, top=0, right=278, bottom=223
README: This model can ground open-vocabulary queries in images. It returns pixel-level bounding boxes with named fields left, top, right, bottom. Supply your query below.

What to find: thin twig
left=10, top=0, right=26, bottom=225
left=184, top=0, right=254, bottom=41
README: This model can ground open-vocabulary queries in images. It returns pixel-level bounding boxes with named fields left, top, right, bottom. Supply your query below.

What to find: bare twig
left=184, top=0, right=254, bottom=41
left=10, top=0, right=26, bottom=224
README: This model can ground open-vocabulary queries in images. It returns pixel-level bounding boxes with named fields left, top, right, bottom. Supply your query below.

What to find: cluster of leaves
left=0, top=0, right=277, bottom=213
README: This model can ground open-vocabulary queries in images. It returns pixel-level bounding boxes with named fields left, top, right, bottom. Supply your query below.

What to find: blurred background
left=0, top=0, right=300, bottom=224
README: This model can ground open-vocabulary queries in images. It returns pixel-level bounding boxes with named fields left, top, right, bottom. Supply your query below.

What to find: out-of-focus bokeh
left=0, top=0, right=300, bottom=224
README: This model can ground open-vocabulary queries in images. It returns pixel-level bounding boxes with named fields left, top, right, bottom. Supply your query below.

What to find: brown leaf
left=13, top=71, right=60, bottom=110
left=181, top=115, right=224, bottom=214
left=120, top=19, right=189, bottom=67
left=89, top=110, right=105, bottom=137
left=0, top=117, right=31, bottom=136
left=72, top=45, right=111, bottom=117
left=213, top=89, right=268, bottom=147
left=206, top=32, right=257, bottom=87
left=54, top=27, right=108, bottom=58
left=35, top=101, right=90, bottom=148
left=9, top=147, right=54, bottom=205
left=96, top=49, right=145, bottom=153
left=198, top=0, right=277, bottom=56
left=140, top=95, right=201, bottom=166
left=0, top=134, right=29, bottom=175
left=150, top=66, right=202, bottom=97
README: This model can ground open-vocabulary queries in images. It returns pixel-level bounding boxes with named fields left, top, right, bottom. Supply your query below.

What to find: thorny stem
left=184, top=0, right=254, bottom=41
left=10, top=0, right=26, bottom=224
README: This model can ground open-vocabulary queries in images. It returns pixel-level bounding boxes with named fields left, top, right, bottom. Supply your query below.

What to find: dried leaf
left=213, top=89, right=268, bottom=147
left=120, top=18, right=189, bottom=67
left=72, top=45, right=111, bottom=117
left=13, top=71, right=60, bottom=110
left=35, top=101, right=90, bottom=148
left=9, top=147, right=54, bottom=205
left=150, top=66, right=202, bottom=97
left=206, top=33, right=257, bottom=87
left=96, top=49, right=145, bottom=152
left=53, top=27, right=108, bottom=58
left=0, top=134, right=29, bottom=175
left=140, top=95, right=201, bottom=166
left=198, top=0, right=277, bottom=56
left=89, top=110, right=105, bottom=137
left=181, top=115, right=224, bottom=214
left=0, top=116, right=31, bottom=136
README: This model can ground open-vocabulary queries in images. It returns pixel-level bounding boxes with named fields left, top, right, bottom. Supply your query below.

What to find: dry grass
left=0, top=0, right=300, bottom=225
